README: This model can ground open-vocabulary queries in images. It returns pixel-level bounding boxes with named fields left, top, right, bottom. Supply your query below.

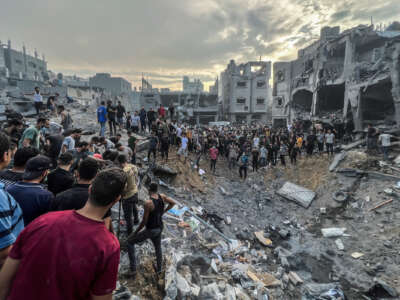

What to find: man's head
left=149, top=182, right=158, bottom=194
left=118, top=101, right=121, bottom=105
left=117, top=153, right=127, bottom=166
left=58, top=152, right=74, bottom=166
left=115, top=143, right=123, bottom=151
left=37, top=117, right=47, bottom=128
left=77, top=157, right=99, bottom=182
left=89, top=168, right=127, bottom=207
left=72, top=128, right=82, bottom=139
left=34, top=87, right=40, bottom=93
left=101, top=101, right=105, bottom=106
left=13, top=147, right=39, bottom=170
left=8, top=119, right=23, bottom=130
left=0, top=133, right=12, bottom=170
left=127, top=130, right=132, bottom=136
left=23, top=155, right=51, bottom=182
left=99, top=136, right=106, bottom=144
left=77, top=141, right=89, bottom=152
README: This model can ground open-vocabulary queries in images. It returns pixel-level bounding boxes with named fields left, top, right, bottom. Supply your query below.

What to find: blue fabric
left=97, top=106, right=107, bottom=123
left=0, top=183, right=24, bottom=249
left=7, top=182, right=53, bottom=226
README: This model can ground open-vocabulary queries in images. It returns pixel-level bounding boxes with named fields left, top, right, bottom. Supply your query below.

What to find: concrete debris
left=351, top=252, right=364, bottom=259
left=335, top=239, right=345, bottom=251
left=329, top=152, right=346, bottom=172
left=321, top=228, right=347, bottom=238
left=254, top=231, right=273, bottom=247
left=277, top=182, right=316, bottom=208
left=288, top=271, right=304, bottom=286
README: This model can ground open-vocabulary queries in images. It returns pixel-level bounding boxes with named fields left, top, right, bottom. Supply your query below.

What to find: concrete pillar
left=246, top=114, right=251, bottom=124
left=311, top=91, right=318, bottom=116
left=351, top=89, right=363, bottom=131
left=391, top=43, right=400, bottom=127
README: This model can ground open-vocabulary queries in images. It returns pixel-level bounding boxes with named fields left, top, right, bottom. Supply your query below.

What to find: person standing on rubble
left=209, top=144, right=219, bottom=174
left=239, top=152, right=249, bottom=180
left=116, top=101, right=126, bottom=131
left=139, top=107, right=147, bottom=133
left=378, top=131, right=399, bottom=161
left=33, top=87, right=43, bottom=116
left=325, top=129, right=335, bottom=156
left=147, top=108, right=156, bottom=132
left=107, top=101, right=117, bottom=136
left=127, top=182, right=176, bottom=277
left=367, top=124, right=378, bottom=154
left=97, top=101, right=107, bottom=137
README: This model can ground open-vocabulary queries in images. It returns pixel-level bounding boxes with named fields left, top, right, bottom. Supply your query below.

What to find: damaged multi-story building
left=219, top=60, right=272, bottom=123
left=272, top=22, right=400, bottom=131
left=133, top=78, right=218, bottom=125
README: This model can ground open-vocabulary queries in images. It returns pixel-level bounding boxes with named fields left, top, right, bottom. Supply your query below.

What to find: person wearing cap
left=18, top=117, right=47, bottom=149
left=7, top=155, right=53, bottom=225
left=0, top=147, right=39, bottom=188
left=0, top=133, right=24, bottom=268
left=47, top=153, right=75, bottom=196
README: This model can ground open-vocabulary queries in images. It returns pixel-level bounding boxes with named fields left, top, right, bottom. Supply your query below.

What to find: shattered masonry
left=272, top=22, right=400, bottom=130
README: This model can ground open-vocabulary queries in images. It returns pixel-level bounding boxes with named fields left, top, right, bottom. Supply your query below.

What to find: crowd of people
left=0, top=90, right=396, bottom=298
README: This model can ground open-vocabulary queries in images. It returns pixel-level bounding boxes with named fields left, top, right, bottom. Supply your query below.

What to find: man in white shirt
left=177, top=132, right=188, bottom=163
left=324, top=130, right=335, bottom=156
left=33, top=87, right=43, bottom=115
left=378, top=132, right=398, bottom=161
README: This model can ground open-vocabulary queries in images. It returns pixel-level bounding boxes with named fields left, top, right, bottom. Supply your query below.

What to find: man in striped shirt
left=0, top=133, right=24, bottom=268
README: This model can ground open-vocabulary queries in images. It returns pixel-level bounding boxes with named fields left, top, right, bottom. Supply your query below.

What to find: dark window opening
left=236, top=98, right=246, bottom=104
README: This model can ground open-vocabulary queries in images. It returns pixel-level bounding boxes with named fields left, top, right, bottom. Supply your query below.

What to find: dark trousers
left=140, top=119, right=146, bottom=132
left=252, top=157, right=259, bottom=172
left=127, top=227, right=162, bottom=272
left=122, top=194, right=139, bottom=235
left=108, top=120, right=117, bottom=136
left=161, top=147, right=169, bottom=160
left=318, top=142, right=324, bottom=153
left=290, top=155, right=297, bottom=165
left=280, top=155, right=286, bottom=166
left=210, top=159, right=216, bottom=172
left=34, top=102, right=42, bottom=115
left=132, top=126, right=139, bottom=133
left=239, top=166, right=247, bottom=179
left=228, top=157, right=235, bottom=169
left=326, top=143, right=334, bottom=155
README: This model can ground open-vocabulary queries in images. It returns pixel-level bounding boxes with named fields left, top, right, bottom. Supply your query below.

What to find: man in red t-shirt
left=0, top=168, right=127, bottom=300
left=158, top=104, right=166, bottom=120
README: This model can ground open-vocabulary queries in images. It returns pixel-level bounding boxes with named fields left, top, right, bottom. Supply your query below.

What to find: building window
left=256, top=98, right=265, bottom=104
left=257, top=81, right=266, bottom=88
left=236, top=98, right=246, bottom=104
left=244, top=106, right=249, bottom=111
left=276, top=70, right=285, bottom=82
left=275, top=96, right=284, bottom=107
left=28, top=62, right=36, bottom=68
left=237, top=81, right=247, bottom=88
left=15, top=59, right=23, bottom=65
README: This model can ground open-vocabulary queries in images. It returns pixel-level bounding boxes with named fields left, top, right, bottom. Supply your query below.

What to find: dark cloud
left=0, top=0, right=399, bottom=89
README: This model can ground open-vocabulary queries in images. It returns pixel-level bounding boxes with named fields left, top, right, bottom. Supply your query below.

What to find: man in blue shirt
left=7, top=155, right=53, bottom=226
left=0, top=133, right=24, bottom=268
left=97, top=101, right=107, bottom=137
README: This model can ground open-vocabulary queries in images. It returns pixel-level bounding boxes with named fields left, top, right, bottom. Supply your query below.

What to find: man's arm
left=0, top=257, right=20, bottom=300
left=160, top=194, right=176, bottom=213
left=0, top=246, right=11, bottom=268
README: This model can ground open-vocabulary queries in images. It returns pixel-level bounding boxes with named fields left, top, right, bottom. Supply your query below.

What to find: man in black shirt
left=127, top=183, right=176, bottom=277
left=44, top=134, right=64, bottom=168
left=0, top=147, right=39, bottom=188
left=116, top=101, right=126, bottom=131
left=47, top=152, right=75, bottom=195
left=107, top=101, right=117, bottom=136
left=51, top=158, right=98, bottom=211
left=147, top=108, right=156, bottom=132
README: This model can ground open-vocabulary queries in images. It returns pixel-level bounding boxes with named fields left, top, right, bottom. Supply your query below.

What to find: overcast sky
left=1, top=0, right=399, bottom=90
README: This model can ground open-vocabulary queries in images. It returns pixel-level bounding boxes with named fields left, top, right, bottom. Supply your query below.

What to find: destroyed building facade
left=219, top=60, right=272, bottom=123
left=272, top=23, right=400, bottom=130
left=133, top=78, right=218, bottom=125
left=89, top=73, right=132, bottom=97
left=0, top=40, right=47, bottom=83
left=182, top=76, right=204, bottom=93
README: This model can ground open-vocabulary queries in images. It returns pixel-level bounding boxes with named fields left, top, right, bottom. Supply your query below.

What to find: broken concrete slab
left=329, top=152, right=346, bottom=172
left=276, top=182, right=316, bottom=208
left=288, top=271, right=304, bottom=286
left=254, top=231, right=273, bottom=247
left=341, top=139, right=366, bottom=151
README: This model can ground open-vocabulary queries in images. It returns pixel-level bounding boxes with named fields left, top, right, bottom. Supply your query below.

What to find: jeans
left=326, top=143, right=334, bottom=155
left=148, top=148, right=157, bottom=161
left=122, top=194, right=139, bottom=235
left=382, top=146, right=389, bottom=161
left=127, top=227, right=162, bottom=272
left=99, top=122, right=106, bottom=137
left=259, top=157, right=266, bottom=167
left=34, top=102, right=42, bottom=115
left=228, top=157, right=235, bottom=169
left=140, top=119, right=146, bottom=132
